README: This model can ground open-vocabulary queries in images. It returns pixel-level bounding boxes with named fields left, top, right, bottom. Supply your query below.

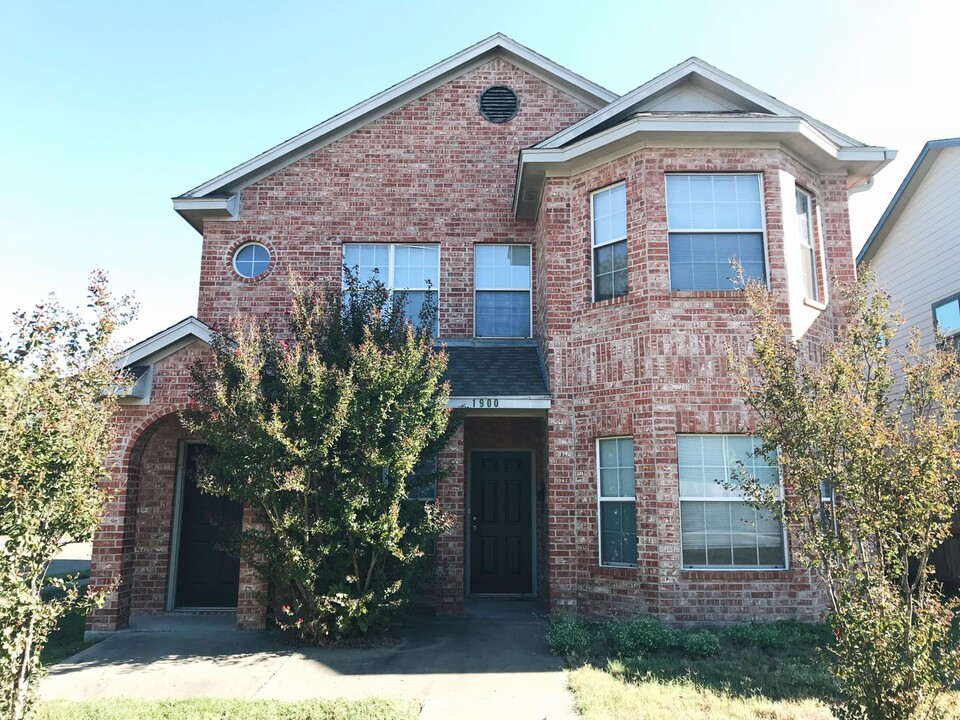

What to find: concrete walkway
left=40, top=605, right=577, bottom=720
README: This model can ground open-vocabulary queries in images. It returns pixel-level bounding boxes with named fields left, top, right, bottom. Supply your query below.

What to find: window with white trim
left=678, top=435, right=786, bottom=569
left=474, top=244, right=531, bottom=337
left=666, top=174, right=766, bottom=291
left=597, top=437, right=637, bottom=566
left=405, top=455, right=438, bottom=501
left=343, top=243, right=439, bottom=333
left=233, top=243, right=271, bottom=279
left=796, top=188, right=819, bottom=301
left=934, top=294, right=960, bottom=351
left=591, top=183, right=628, bottom=301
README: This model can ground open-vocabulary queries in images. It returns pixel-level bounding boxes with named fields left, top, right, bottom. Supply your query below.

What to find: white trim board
left=172, top=33, right=618, bottom=233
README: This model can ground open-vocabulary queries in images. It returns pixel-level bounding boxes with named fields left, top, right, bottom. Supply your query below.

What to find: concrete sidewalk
left=40, top=609, right=577, bottom=720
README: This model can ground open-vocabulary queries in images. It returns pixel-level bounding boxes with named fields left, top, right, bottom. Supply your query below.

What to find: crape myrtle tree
left=0, top=272, right=134, bottom=720
left=732, top=271, right=960, bottom=720
left=187, top=269, right=455, bottom=642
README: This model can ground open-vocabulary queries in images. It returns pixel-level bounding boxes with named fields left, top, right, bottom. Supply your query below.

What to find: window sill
left=594, top=564, right=637, bottom=578
left=681, top=568, right=790, bottom=579
left=670, top=290, right=748, bottom=300
left=591, top=294, right=631, bottom=308
left=803, top=297, right=827, bottom=311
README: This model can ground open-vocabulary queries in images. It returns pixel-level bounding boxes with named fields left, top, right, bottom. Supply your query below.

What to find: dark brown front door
left=174, top=443, right=242, bottom=608
left=470, top=451, right=533, bottom=594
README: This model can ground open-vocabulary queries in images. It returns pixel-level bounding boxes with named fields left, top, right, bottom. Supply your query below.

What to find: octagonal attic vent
left=478, top=86, right=519, bottom=123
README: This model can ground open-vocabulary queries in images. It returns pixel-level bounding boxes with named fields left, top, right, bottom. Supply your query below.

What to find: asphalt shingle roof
left=441, top=343, right=549, bottom=397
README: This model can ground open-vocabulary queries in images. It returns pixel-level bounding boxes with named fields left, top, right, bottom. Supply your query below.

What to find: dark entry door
left=174, top=443, right=242, bottom=608
left=470, top=451, right=533, bottom=594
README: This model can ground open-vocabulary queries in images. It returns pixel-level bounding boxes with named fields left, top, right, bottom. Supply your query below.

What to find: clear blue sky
left=1, top=0, right=954, bottom=344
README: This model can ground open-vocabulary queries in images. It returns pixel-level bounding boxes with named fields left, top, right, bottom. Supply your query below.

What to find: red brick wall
left=196, top=58, right=596, bottom=336
left=536, top=147, right=849, bottom=623
left=89, top=344, right=265, bottom=631
left=92, top=56, right=862, bottom=628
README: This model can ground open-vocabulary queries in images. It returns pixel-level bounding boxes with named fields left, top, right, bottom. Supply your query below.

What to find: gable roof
left=514, top=57, right=895, bottom=217
left=534, top=57, right=866, bottom=151
left=115, top=316, right=212, bottom=368
left=857, top=138, right=960, bottom=265
left=172, top=33, right=617, bottom=232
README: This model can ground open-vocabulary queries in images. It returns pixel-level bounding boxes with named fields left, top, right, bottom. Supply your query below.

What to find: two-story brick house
left=87, top=35, right=895, bottom=633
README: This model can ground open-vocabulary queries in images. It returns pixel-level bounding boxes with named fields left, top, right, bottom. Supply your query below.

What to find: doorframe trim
left=465, top=448, right=537, bottom=598
left=165, top=440, right=190, bottom=612
left=166, top=440, right=238, bottom=612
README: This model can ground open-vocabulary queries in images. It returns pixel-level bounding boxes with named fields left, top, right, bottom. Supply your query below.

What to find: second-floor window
left=796, top=188, right=819, bottom=301
left=591, top=183, right=628, bottom=301
left=343, top=243, right=439, bottom=332
left=666, top=174, right=766, bottom=291
left=474, top=244, right=531, bottom=337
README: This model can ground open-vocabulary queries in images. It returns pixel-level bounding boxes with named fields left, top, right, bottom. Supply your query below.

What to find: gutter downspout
left=847, top=175, right=874, bottom=196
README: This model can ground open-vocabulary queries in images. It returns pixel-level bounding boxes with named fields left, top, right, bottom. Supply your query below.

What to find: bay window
left=591, top=183, right=628, bottom=301
left=678, top=434, right=786, bottom=569
left=666, top=174, right=766, bottom=291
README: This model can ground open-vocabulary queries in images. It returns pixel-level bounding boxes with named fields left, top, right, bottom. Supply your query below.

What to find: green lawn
left=548, top=616, right=960, bottom=720
left=35, top=698, right=419, bottom=720
left=39, top=582, right=94, bottom=666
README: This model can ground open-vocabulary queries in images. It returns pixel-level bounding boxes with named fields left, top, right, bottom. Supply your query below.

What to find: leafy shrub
left=602, top=616, right=679, bottom=657
left=188, top=271, right=455, bottom=642
left=546, top=616, right=597, bottom=657
left=680, top=630, right=721, bottom=658
left=720, top=621, right=827, bottom=650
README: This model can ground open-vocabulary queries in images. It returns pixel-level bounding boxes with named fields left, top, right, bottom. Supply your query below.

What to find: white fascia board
left=171, top=195, right=239, bottom=215
left=536, top=57, right=868, bottom=152
left=448, top=396, right=552, bottom=410
left=115, top=317, right=213, bottom=369
left=179, top=34, right=616, bottom=201
left=835, top=147, right=898, bottom=163
left=516, top=116, right=889, bottom=217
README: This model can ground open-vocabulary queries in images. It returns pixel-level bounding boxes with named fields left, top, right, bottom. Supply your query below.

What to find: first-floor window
left=597, top=437, right=637, bottom=566
left=343, top=243, right=439, bottom=333
left=405, top=455, right=438, bottom=501
left=677, top=434, right=786, bottom=569
left=933, top=294, right=960, bottom=351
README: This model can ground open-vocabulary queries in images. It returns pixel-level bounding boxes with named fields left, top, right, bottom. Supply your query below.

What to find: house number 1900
left=471, top=398, right=499, bottom=408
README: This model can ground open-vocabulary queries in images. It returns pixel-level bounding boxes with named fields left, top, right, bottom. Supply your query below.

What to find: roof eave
left=858, top=138, right=960, bottom=265
left=172, top=195, right=240, bottom=234
left=516, top=116, right=895, bottom=219
left=115, top=316, right=213, bottom=369
left=535, top=57, right=869, bottom=153
left=176, top=34, right=618, bottom=211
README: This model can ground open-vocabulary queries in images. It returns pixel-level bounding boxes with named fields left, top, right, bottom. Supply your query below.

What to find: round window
left=233, top=243, right=271, bottom=279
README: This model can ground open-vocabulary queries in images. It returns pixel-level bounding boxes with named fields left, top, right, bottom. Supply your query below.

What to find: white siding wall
left=870, top=147, right=960, bottom=351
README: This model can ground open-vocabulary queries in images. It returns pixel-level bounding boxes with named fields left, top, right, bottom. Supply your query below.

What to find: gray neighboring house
left=859, top=137, right=960, bottom=588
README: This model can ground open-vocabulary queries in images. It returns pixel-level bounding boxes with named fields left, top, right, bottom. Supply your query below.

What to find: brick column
left=546, top=399, right=578, bottom=615
left=86, top=454, right=136, bottom=633
left=237, top=506, right=269, bottom=629
left=435, top=424, right=465, bottom=615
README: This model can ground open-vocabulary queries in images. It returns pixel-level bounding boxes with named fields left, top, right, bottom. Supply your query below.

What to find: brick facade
left=88, top=43, right=878, bottom=632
